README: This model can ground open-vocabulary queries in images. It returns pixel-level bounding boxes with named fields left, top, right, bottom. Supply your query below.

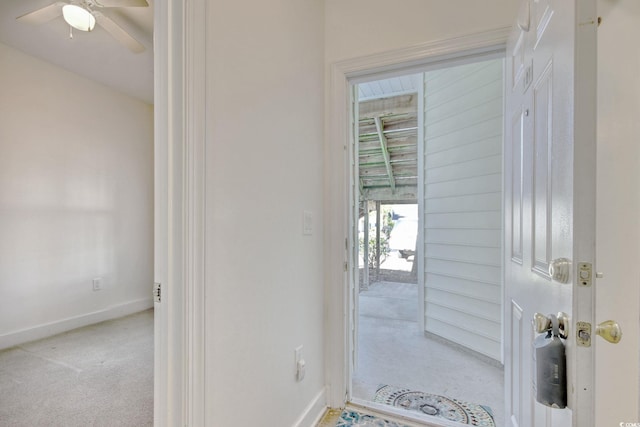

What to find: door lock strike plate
left=576, top=321, right=591, bottom=347
left=578, top=262, right=592, bottom=287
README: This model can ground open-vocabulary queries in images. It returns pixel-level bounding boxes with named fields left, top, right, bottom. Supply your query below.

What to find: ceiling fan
left=16, top=0, right=148, bottom=53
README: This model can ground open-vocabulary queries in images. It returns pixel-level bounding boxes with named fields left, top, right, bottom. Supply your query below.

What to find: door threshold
left=347, top=398, right=474, bottom=427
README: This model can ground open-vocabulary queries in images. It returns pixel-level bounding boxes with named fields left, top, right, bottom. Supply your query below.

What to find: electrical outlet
left=92, top=277, right=102, bottom=291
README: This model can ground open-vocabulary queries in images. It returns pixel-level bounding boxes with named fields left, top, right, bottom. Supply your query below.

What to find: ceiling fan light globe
left=62, top=4, right=96, bottom=32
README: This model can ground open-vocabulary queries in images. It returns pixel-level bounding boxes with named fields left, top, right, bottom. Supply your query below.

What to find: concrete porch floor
left=353, top=281, right=505, bottom=426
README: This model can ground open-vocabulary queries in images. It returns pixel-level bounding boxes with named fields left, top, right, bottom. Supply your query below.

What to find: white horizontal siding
left=426, top=62, right=502, bottom=107
left=423, top=58, right=503, bottom=361
left=425, top=273, right=501, bottom=301
left=426, top=78, right=502, bottom=117
left=426, top=98, right=503, bottom=139
left=426, top=258, right=501, bottom=285
left=426, top=211, right=502, bottom=229
left=426, top=318, right=501, bottom=360
left=425, top=295, right=500, bottom=329
left=426, top=136, right=502, bottom=168
left=425, top=244, right=501, bottom=266
left=424, top=192, right=502, bottom=214
left=425, top=301, right=500, bottom=332
left=426, top=173, right=501, bottom=199
left=425, top=228, right=501, bottom=247
left=426, top=117, right=502, bottom=153
left=426, top=154, right=502, bottom=184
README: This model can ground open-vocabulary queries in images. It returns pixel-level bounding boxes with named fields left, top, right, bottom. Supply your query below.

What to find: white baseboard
left=0, top=298, right=153, bottom=350
left=292, top=387, right=327, bottom=427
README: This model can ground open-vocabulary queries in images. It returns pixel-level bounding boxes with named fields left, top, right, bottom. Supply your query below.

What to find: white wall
left=325, top=0, right=517, bottom=64
left=203, top=1, right=325, bottom=426
left=595, top=0, right=640, bottom=423
left=423, top=59, right=503, bottom=361
left=0, top=42, right=154, bottom=349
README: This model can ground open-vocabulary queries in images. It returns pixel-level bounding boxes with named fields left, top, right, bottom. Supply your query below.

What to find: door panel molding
left=509, top=300, right=523, bottom=427
left=531, top=59, right=553, bottom=279
left=534, top=0, right=554, bottom=50
left=510, top=108, right=524, bottom=264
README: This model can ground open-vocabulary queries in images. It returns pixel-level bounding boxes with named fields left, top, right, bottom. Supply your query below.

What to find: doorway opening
left=349, top=57, right=506, bottom=426
left=0, top=3, right=155, bottom=423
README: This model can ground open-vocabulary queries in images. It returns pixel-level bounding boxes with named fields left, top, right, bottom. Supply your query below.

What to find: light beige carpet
left=0, top=309, right=153, bottom=427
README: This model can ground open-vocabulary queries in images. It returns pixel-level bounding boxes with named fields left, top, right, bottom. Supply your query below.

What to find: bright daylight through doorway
left=349, top=57, right=505, bottom=427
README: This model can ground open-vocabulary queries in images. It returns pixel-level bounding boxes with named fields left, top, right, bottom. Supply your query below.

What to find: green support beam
left=374, top=116, right=396, bottom=193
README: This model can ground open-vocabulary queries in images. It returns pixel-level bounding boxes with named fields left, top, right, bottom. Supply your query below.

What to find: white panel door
left=504, top=0, right=597, bottom=427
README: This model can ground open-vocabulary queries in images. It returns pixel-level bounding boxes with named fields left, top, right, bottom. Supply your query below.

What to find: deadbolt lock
left=576, top=320, right=622, bottom=347
left=576, top=321, right=591, bottom=346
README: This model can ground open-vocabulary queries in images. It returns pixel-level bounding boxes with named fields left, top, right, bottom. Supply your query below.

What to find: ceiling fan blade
left=93, top=0, right=148, bottom=7
left=94, top=12, right=145, bottom=53
left=17, top=2, right=65, bottom=25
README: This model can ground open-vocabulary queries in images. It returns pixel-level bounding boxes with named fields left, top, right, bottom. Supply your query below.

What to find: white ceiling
left=0, top=0, right=154, bottom=104
left=358, top=74, right=421, bottom=102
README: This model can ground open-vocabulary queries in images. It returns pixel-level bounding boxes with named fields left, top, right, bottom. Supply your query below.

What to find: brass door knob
left=549, top=258, right=571, bottom=284
left=533, top=312, right=551, bottom=333
left=533, top=312, right=569, bottom=338
left=596, top=320, right=622, bottom=344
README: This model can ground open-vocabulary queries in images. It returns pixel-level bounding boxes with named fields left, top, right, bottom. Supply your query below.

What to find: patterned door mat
left=335, top=409, right=412, bottom=427
left=373, top=385, right=496, bottom=427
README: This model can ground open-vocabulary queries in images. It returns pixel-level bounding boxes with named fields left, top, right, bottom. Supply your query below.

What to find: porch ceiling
left=358, top=93, right=418, bottom=202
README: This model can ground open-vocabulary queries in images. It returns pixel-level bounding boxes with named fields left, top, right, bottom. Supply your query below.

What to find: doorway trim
left=324, top=27, right=511, bottom=410
left=154, top=0, right=207, bottom=425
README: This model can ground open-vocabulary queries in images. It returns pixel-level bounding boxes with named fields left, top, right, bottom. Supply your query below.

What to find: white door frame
left=324, top=27, right=511, bottom=409
left=154, top=0, right=207, bottom=425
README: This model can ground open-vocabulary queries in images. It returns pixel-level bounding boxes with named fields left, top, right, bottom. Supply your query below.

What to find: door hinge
left=344, top=262, right=348, bottom=272
left=345, top=238, right=348, bottom=250
left=153, top=282, right=161, bottom=303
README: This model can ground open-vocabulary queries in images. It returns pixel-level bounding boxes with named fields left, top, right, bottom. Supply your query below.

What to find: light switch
left=303, top=210, right=312, bottom=235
